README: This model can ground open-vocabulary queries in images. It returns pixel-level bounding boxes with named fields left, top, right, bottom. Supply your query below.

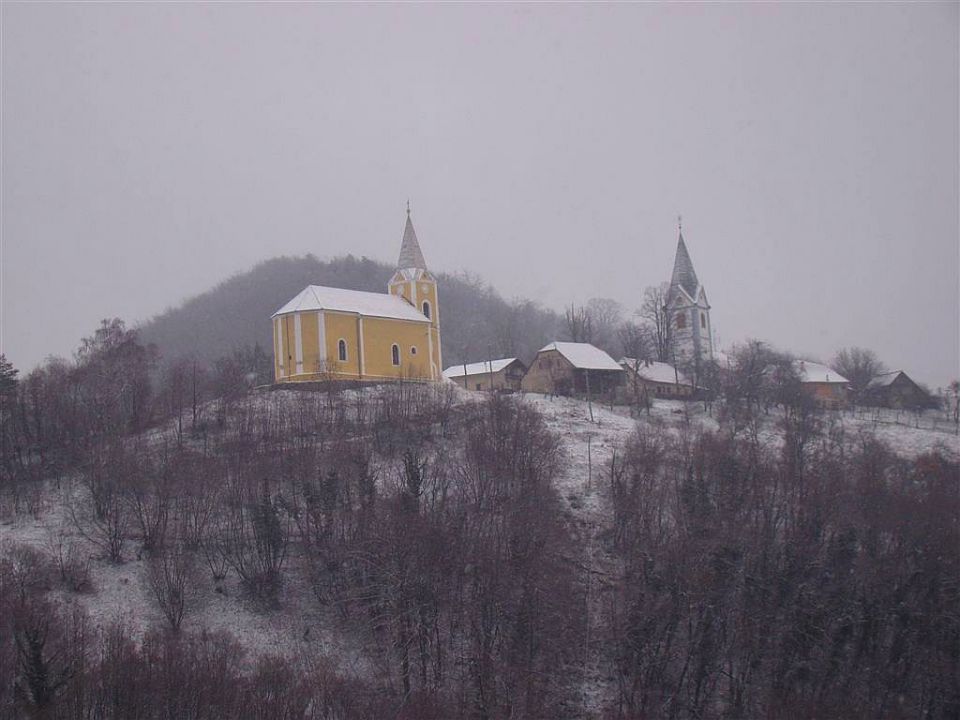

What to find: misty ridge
left=138, top=254, right=564, bottom=372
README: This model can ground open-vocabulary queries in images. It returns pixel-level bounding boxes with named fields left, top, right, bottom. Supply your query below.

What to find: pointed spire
left=397, top=203, right=427, bottom=270
left=670, top=221, right=700, bottom=299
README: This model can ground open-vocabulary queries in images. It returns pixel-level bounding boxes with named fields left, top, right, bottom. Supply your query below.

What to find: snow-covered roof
left=867, top=371, right=906, bottom=389
left=443, top=358, right=519, bottom=379
left=796, top=360, right=849, bottom=385
left=539, top=342, right=623, bottom=371
left=273, top=285, right=430, bottom=322
left=620, top=358, right=690, bottom=385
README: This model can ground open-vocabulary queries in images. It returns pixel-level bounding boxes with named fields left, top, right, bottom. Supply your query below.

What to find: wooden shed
left=521, top=342, right=624, bottom=397
left=863, top=371, right=929, bottom=409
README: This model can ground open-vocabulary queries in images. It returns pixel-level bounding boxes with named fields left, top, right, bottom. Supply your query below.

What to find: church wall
left=361, top=316, right=433, bottom=380
left=299, top=312, right=320, bottom=376
left=324, top=312, right=361, bottom=379
left=273, top=318, right=282, bottom=381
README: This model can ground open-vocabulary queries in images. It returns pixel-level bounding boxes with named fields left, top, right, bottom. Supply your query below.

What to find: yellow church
left=272, top=207, right=442, bottom=383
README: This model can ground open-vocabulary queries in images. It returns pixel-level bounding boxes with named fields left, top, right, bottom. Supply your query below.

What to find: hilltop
left=137, top=254, right=563, bottom=369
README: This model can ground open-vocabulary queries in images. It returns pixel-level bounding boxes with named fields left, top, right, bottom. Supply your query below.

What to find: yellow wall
left=324, top=312, right=360, bottom=379
left=360, top=316, right=432, bottom=380
left=273, top=309, right=436, bottom=383
left=389, top=269, right=441, bottom=377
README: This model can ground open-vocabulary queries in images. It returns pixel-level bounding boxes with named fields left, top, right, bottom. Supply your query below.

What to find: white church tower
left=667, top=219, right=713, bottom=368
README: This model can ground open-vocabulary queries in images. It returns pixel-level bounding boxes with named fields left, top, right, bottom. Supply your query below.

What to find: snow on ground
left=518, top=391, right=958, bottom=717
left=1, top=387, right=954, bottom=709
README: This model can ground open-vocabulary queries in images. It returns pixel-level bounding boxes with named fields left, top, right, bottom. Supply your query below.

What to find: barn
left=520, top=342, right=624, bottom=397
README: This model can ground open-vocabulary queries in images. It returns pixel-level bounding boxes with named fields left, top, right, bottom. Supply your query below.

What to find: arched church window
left=391, top=344, right=401, bottom=366
left=700, top=312, right=706, bottom=329
left=338, top=339, right=347, bottom=362
left=676, top=312, right=687, bottom=330
left=422, top=301, right=431, bottom=319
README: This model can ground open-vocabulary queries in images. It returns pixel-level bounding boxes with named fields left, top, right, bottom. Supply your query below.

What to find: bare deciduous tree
left=638, top=283, right=674, bottom=363
left=832, top=346, right=886, bottom=401
left=147, top=541, right=194, bottom=631
left=564, top=303, right=593, bottom=344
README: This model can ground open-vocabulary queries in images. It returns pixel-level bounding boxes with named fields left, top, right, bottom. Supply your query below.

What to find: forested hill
left=137, top=254, right=563, bottom=368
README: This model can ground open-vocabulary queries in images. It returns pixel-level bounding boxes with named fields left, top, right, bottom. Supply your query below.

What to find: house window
left=338, top=339, right=347, bottom=362
left=476, top=383, right=482, bottom=391
left=391, top=344, right=401, bottom=366
left=410, top=346, right=418, bottom=356
left=422, top=301, right=431, bottom=319
left=676, top=312, right=687, bottom=329
left=700, top=312, right=706, bottom=329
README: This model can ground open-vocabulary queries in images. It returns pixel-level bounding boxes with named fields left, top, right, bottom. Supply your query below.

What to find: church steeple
left=397, top=202, right=427, bottom=270
left=670, top=228, right=700, bottom=300
left=388, top=204, right=442, bottom=377
left=666, top=218, right=713, bottom=366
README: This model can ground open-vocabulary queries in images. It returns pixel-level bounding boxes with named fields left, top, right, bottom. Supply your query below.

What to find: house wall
left=804, top=382, right=848, bottom=409
left=521, top=351, right=622, bottom=396
left=452, top=364, right=525, bottom=391
left=521, top=350, right=574, bottom=394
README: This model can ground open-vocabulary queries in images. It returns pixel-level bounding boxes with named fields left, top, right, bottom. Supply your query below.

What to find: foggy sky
left=2, top=3, right=958, bottom=387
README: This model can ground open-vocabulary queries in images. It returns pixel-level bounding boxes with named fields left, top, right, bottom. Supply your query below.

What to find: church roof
left=273, top=285, right=430, bottom=323
left=670, top=232, right=700, bottom=299
left=539, top=342, right=623, bottom=371
left=398, top=209, right=427, bottom=270
left=443, top=358, right=519, bottom=379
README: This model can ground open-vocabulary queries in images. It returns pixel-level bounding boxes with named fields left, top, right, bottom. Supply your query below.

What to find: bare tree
left=586, top=298, right=623, bottom=355
left=147, top=541, right=194, bottom=631
left=564, top=304, right=593, bottom=343
left=638, top=283, right=674, bottom=363
left=618, top=322, right=655, bottom=414
left=832, top=347, right=886, bottom=402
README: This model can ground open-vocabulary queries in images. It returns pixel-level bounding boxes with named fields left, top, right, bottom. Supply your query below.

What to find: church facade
left=667, top=225, right=713, bottom=366
left=272, top=208, right=442, bottom=383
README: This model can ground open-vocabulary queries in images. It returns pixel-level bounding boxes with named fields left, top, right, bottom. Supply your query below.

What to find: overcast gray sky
left=2, top=2, right=958, bottom=387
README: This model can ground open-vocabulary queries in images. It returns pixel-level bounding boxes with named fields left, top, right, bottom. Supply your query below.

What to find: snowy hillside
left=2, top=386, right=956, bottom=718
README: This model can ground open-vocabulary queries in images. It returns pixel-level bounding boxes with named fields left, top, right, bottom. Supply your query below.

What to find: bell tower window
left=422, top=300, right=431, bottom=319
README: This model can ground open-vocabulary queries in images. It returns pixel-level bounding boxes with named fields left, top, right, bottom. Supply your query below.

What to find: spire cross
left=678, top=214, right=682, bottom=233
left=406, top=199, right=411, bottom=216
